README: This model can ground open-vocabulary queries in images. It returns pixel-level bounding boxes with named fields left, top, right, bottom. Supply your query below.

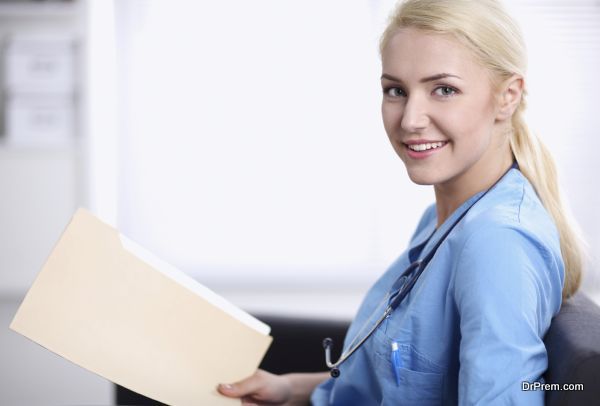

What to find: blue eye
left=434, top=86, right=457, bottom=97
left=384, top=87, right=406, bottom=97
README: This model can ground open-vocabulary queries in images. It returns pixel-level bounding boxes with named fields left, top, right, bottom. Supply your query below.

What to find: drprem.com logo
left=522, top=381, right=584, bottom=391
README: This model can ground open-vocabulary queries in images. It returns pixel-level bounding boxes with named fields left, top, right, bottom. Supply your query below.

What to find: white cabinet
left=4, top=35, right=77, bottom=92
left=0, top=3, right=111, bottom=406
left=0, top=0, right=86, bottom=294
left=3, top=31, right=78, bottom=146
left=5, top=92, right=76, bottom=146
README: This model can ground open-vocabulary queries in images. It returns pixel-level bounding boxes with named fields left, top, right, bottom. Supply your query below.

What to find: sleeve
left=453, top=225, right=561, bottom=405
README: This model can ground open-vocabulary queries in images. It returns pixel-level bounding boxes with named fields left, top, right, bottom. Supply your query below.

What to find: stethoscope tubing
left=323, top=260, right=420, bottom=375
left=323, top=163, right=518, bottom=378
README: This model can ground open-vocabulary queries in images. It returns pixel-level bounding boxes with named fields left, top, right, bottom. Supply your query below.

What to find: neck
left=434, top=152, right=514, bottom=228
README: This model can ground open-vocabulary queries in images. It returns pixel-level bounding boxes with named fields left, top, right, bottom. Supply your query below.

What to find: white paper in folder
left=10, top=208, right=272, bottom=406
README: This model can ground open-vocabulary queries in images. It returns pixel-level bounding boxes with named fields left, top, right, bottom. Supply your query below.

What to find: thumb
left=217, top=372, right=264, bottom=398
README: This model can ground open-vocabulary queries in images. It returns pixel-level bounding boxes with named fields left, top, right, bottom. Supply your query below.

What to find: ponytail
left=511, top=101, right=585, bottom=298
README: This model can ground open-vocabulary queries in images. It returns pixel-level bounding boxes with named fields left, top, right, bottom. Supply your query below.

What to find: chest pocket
left=374, top=333, right=445, bottom=406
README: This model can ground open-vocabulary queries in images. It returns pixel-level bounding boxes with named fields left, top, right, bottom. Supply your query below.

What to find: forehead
left=382, top=28, right=486, bottom=81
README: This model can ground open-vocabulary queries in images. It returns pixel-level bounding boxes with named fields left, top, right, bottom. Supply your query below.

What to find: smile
left=406, top=141, right=447, bottom=152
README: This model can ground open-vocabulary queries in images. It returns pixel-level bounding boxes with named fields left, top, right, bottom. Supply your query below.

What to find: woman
left=218, top=0, right=584, bottom=404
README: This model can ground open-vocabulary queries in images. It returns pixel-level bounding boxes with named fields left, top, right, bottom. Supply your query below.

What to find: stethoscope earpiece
left=324, top=337, right=341, bottom=377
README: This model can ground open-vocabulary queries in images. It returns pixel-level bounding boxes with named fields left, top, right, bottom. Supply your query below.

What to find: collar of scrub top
left=323, top=160, right=520, bottom=378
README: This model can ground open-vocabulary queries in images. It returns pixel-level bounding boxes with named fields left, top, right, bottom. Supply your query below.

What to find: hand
left=218, top=369, right=328, bottom=406
left=217, top=369, right=293, bottom=406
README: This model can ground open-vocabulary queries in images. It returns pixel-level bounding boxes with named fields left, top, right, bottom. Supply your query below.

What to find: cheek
left=382, top=103, right=402, bottom=135
left=437, top=99, right=495, bottom=144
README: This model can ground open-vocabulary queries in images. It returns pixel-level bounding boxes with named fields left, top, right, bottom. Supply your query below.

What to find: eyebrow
left=380, top=73, right=462, bottom=83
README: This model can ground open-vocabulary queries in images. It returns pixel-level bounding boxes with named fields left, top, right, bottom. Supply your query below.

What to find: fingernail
left=218, top=383, right=233, bottom=391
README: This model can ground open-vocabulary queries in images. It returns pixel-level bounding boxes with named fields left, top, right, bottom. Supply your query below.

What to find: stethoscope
left=322, top=162, right=518, bottom=378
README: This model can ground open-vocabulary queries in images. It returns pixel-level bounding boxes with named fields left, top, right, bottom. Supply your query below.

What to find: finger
left=217, top=383, right=236, bottom=397
left=217, top=371, right=266, bottom=398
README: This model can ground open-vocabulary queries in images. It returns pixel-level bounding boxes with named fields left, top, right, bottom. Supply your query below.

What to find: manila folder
left=10, top=208, right=272, bottom=406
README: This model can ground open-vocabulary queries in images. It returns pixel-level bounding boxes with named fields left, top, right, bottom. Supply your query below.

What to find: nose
left=400, top=95, right=429, bottom=133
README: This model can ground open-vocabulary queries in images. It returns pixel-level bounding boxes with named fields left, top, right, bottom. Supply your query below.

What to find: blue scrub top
left=311, top=168, right=565, bottom=405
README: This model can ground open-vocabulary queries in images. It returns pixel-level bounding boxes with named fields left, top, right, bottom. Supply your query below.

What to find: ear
left=496, top=75, right=524, bottom=121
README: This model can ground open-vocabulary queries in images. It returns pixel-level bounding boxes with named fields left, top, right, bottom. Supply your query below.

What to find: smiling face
left=381, top=28, right=513, bottom=194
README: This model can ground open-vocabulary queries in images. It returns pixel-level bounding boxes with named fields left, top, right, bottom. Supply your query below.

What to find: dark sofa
left=115, top=292, right=600, bottom=405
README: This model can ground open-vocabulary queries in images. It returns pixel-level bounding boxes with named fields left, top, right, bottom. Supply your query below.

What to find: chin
left=405, top=170, right=436, bottom=186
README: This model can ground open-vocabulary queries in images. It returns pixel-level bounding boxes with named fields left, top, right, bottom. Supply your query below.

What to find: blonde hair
left=381, top=0, right=584, bottom=299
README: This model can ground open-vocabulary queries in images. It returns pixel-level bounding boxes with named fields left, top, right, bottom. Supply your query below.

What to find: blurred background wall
left=0, top=0, right=598, bottom=404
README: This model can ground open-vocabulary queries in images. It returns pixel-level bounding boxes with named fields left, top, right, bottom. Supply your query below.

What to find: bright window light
left=107, top=1, right=599, bottom=291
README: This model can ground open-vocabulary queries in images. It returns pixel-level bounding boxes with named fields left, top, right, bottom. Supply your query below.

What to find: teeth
left=408, top=141, right=445, bottom=152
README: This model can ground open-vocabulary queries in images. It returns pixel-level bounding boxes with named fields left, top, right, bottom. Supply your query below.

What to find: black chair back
left=543, top=292, right=600, bottom=406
